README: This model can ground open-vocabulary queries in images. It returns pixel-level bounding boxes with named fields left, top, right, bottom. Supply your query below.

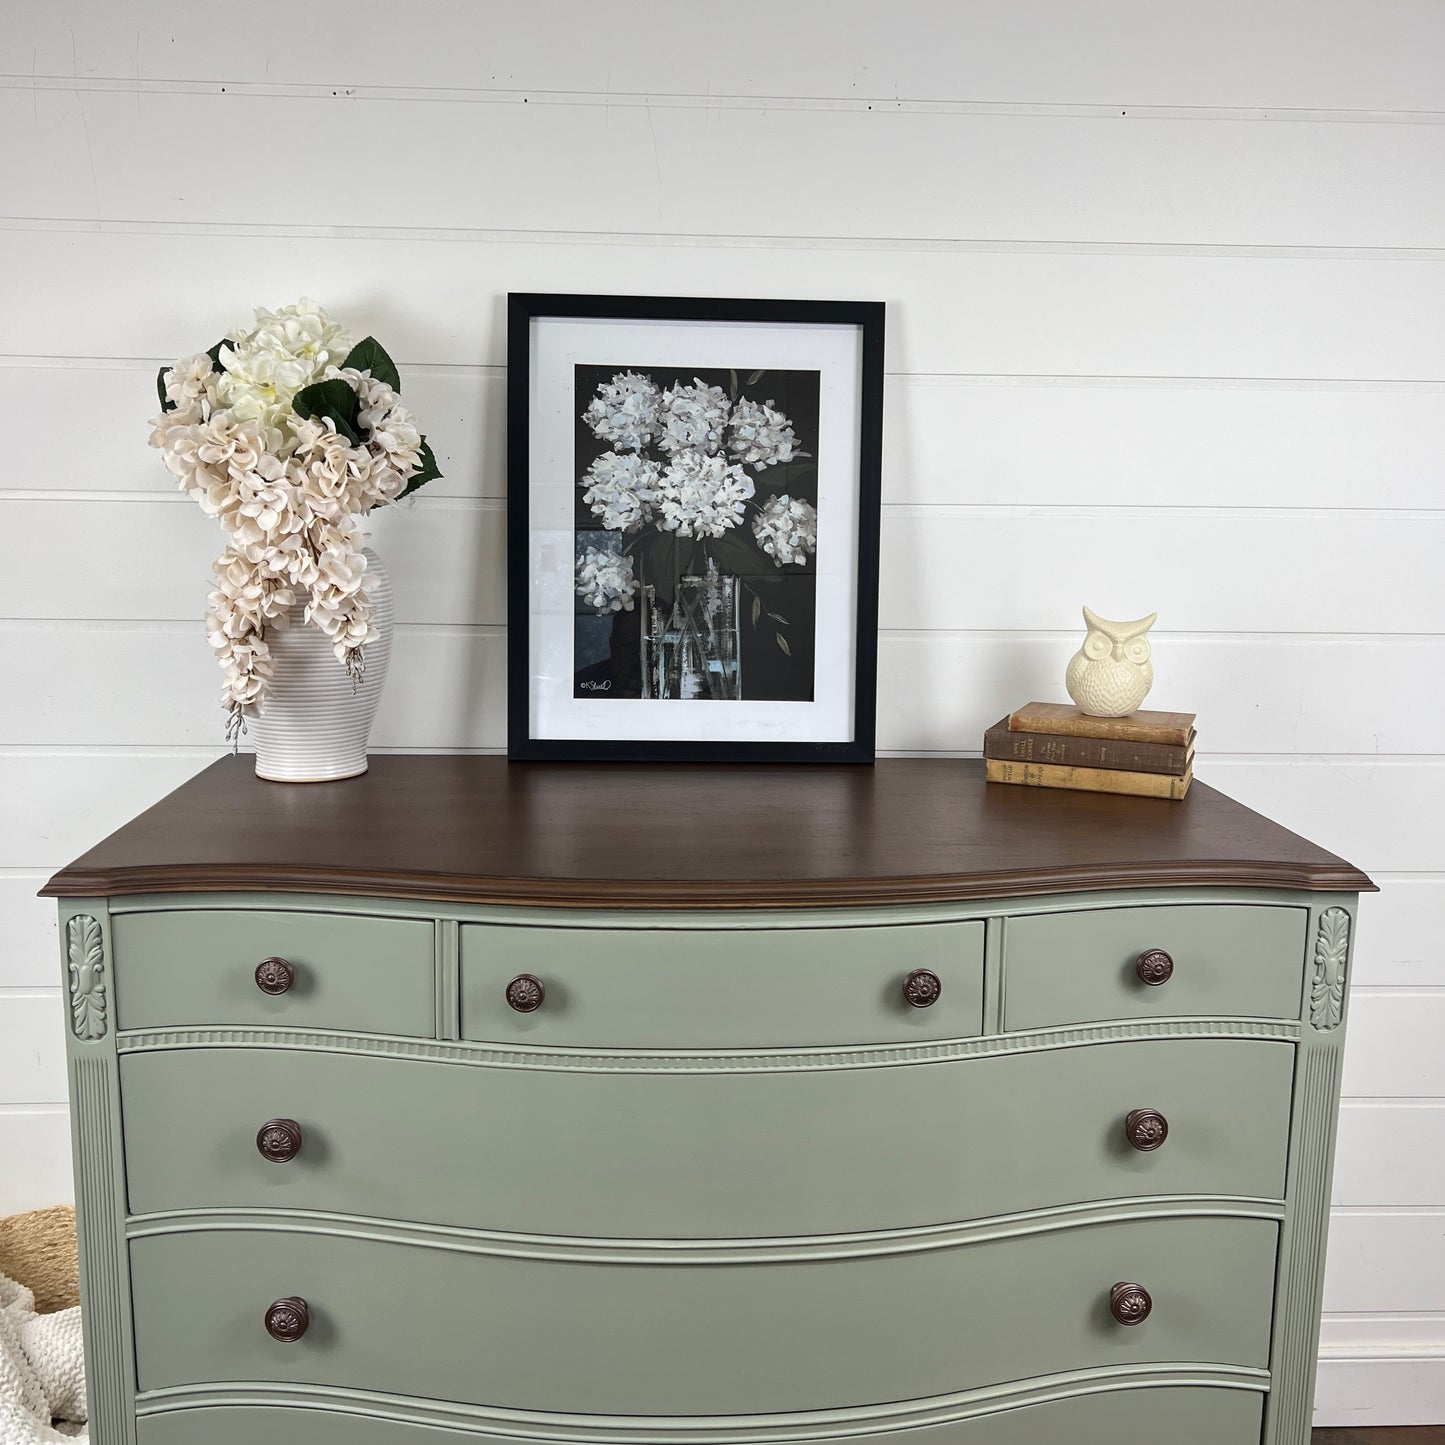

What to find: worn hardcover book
left=1009, top=702, right=1197, bottom=748
left=984, top=717, right=1195, bottom=776
left=985, top=757, right=1193, bottom=800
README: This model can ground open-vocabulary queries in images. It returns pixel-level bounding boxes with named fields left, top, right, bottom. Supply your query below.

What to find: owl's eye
left=1125, top=639, right=1151, bottom=663
left=1084, top=632, right=1111, bottom=660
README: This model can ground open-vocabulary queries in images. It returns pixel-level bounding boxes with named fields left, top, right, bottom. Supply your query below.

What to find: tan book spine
left=1008, top=702, right=1196, bottom=747
left=985, top=758, right=1193, bottom=800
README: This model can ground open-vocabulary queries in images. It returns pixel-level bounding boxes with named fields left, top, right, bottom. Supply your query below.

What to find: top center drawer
left=459, top=921, right=984, bottom=1049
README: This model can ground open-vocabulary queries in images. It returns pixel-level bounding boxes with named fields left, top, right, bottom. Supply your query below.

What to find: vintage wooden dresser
left=42, top=756, right=1373, bottom=1445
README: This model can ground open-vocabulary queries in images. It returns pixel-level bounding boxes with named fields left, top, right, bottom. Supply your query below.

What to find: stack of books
left=984, top=702, right=1196, bottom=800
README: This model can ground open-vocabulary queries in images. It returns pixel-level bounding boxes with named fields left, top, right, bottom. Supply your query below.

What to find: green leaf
left=396, top=436, right=443, bottom=501
left=343, top=336, right=401, bottom=392
left=156, top=366, right=175, bottom=412
left=206, top=339, right=228, bottom=373
left=292, top=377, right=362, bottom=446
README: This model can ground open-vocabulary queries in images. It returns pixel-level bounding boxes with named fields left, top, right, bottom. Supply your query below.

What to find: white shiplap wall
left=1, top=0, right=1442, bottom=1425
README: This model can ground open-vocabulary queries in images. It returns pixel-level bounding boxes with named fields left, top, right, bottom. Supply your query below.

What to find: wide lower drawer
left=1003, top=903, right=1307, bottom=1029
left=112, top=909, right=435, bottom=1036
left=129, top=1216, right=1277, bottom=1414
left=135, top=1386, right=1264, bottom=1445
left=459, top=920, right=985, bottom=1047
left=120, top=1038, right=1293, bottom=1235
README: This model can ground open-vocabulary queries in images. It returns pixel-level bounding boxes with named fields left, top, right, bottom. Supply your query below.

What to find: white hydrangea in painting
left=148, top=299, right=440, bottom=737
left=655, top=379, right=733, bottom=456
left=657, top=452, right=756, bottom=538
left=575, top=545, right=638, bottom=614
left=751, top=494, right=818, bottom=567
left=728, top=397, right=809, bottom=471
left=581, top=451, right=662, bottom=532
left=582, top=370, right=661, bottom=452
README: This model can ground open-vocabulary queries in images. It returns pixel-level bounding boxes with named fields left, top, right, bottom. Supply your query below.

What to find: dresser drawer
left=460, top=920, right=984, bottom=1048
left=129, top=1215, right=1277, bottom=1414
left=135, top=1387, right=1263, bottom=1445
left=120, top=1038, right=1292, bottom=1234
left=112, top=909, right=435, bottom=1036
left=1003, top=903, right=1306, bottom=1029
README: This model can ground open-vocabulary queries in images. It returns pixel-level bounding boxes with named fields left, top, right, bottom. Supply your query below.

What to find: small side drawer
left=459, top=920, right=984, bottom=1048
left=112, top=909, right=435, bottom=1037
left=1002, top=904, right=1306, bottom=1030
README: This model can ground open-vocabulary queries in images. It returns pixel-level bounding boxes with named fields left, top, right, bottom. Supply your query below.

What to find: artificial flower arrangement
left=574, top=371, right=819, bottom=624
left=148, top=300, right=440, bottom=739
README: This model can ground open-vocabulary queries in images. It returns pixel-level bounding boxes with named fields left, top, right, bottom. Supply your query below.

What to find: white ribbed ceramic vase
left=249, top=548, right=393, bottom=783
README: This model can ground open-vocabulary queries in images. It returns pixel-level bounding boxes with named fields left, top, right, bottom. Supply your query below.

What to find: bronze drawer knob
left=255, top=957, right=296, bottom=995
left=1110, top=1281, right=1152, bottom=1325
left=1135, top=949, right=1174, bottom=987
left=256, top=1118, right=303, bottom=1164
left=265, top=1296, right=310, bottom=1342
left=505, top=973, right=546, bottom=1012
left=1124, top=1108, right=1169, bottom=1151
left=902, top=968, right=943, bottom=1008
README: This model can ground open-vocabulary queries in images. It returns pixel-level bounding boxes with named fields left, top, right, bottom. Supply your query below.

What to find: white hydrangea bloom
left=215, top=298, right=351, bottom=435
left=728, top=397, right=809, bottom=471
left=656, top=379, right=732, bottom=456
left=657, top=452, right=755, bottom=538
left=751, top=493, right=818, bottom=567
left=575, top=545, right=637, bottom=614
left=581, top=451, right=661, bottom=532
left=583, top=371, right=661, bottom=451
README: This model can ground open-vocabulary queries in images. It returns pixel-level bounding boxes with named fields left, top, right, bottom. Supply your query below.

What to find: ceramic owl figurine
left=1065, top=607, right=1157, bottom=717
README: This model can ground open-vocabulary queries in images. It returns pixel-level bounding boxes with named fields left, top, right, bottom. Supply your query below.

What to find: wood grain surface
left=40, top=755, right=1373, bottom=907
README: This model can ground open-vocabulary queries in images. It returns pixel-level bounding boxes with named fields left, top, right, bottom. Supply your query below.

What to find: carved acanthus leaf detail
left=67, top=914, right=108, bottom=1040
left=1309, top=907, right=1350, bottom=1032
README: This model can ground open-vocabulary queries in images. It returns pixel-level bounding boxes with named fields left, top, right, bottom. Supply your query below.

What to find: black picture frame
left=507, top=292, right=884, bottom=763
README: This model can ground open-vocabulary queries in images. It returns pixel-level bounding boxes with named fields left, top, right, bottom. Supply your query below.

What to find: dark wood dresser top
left=41, top=755, right=1374, bottom=908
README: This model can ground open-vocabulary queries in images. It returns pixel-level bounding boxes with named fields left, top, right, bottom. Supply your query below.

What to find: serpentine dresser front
left=43, top=756, right=1373, bottom=1445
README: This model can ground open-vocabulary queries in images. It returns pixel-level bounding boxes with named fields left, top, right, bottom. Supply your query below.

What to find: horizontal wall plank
left=0, top=1108, right=73, bottom=1215
left=8, top=88, right=1444, bottom=250
left=4, top=230, right=1443, bottom=382
left=1333, top=1104, right=1445, bottom=1207
left=1323, top=1210, right=1445, bottom=1313
left=4, top=499, right=1440, bottom=637
left=0, top=878, right=58, bottom=990
left=1199, top=761, right=1445, bottom=877
left=1348, top=879, right=1445, bottom=989
left=11, top=0, right=1444, bottom=112
left=12, top=362, right=1445, bottom=513
left=0, top=994, right=68, bottom=1104
left=1340, top=993, right=1445, bottom=1098
left=0, top=753, right=213, bottom=871
left=6, top=624, right=1443, bottom=760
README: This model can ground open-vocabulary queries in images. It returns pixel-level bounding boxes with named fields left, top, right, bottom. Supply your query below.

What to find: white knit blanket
left=0, top=1271, right=86, bottom=1443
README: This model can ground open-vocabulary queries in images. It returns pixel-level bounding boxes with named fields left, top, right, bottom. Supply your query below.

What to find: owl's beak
left=1112, top=643, right=1127, bottom=661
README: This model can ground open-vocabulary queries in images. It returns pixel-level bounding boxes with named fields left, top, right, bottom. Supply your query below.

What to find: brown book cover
left=1009, top=701, right=1197, bottom=747
left=985, top=757, right=1193, bottom=800
left=984, top=717, right=1195, bottom=776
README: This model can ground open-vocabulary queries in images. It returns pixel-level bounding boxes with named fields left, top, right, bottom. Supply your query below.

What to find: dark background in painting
left=574, top=364, right=820, bottom=701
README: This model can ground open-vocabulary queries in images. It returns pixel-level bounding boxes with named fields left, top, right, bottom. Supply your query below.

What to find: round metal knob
left=265, top=1296, right=310, bottom=1342
left=1135, top=949, right=1174, bottom=987
left=902, top=968, right=943, bottom=1008
left=1124, top=1108, right=1169, bottom=1152
left=1110, top=1282, right=1152, bottom=1326
left=256, top=1118, right=303, bottom=1164
left=255, top=957, right=296, bottom=995
left=505, top=973, right=545, bottom=1012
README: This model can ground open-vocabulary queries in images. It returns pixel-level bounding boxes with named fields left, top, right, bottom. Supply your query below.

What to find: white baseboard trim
left=1314, top=1315, right=1445, bottom=1426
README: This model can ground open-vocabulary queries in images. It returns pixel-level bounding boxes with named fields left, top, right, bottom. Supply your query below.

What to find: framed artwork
left=507, top=293, right=884, bottom=762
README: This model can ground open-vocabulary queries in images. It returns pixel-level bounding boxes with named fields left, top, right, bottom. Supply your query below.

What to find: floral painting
left=572, top=364, right=821, bottom=702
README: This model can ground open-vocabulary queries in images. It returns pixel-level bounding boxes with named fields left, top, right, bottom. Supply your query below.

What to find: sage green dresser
left=43, top=757, right=1373, bottom=1445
